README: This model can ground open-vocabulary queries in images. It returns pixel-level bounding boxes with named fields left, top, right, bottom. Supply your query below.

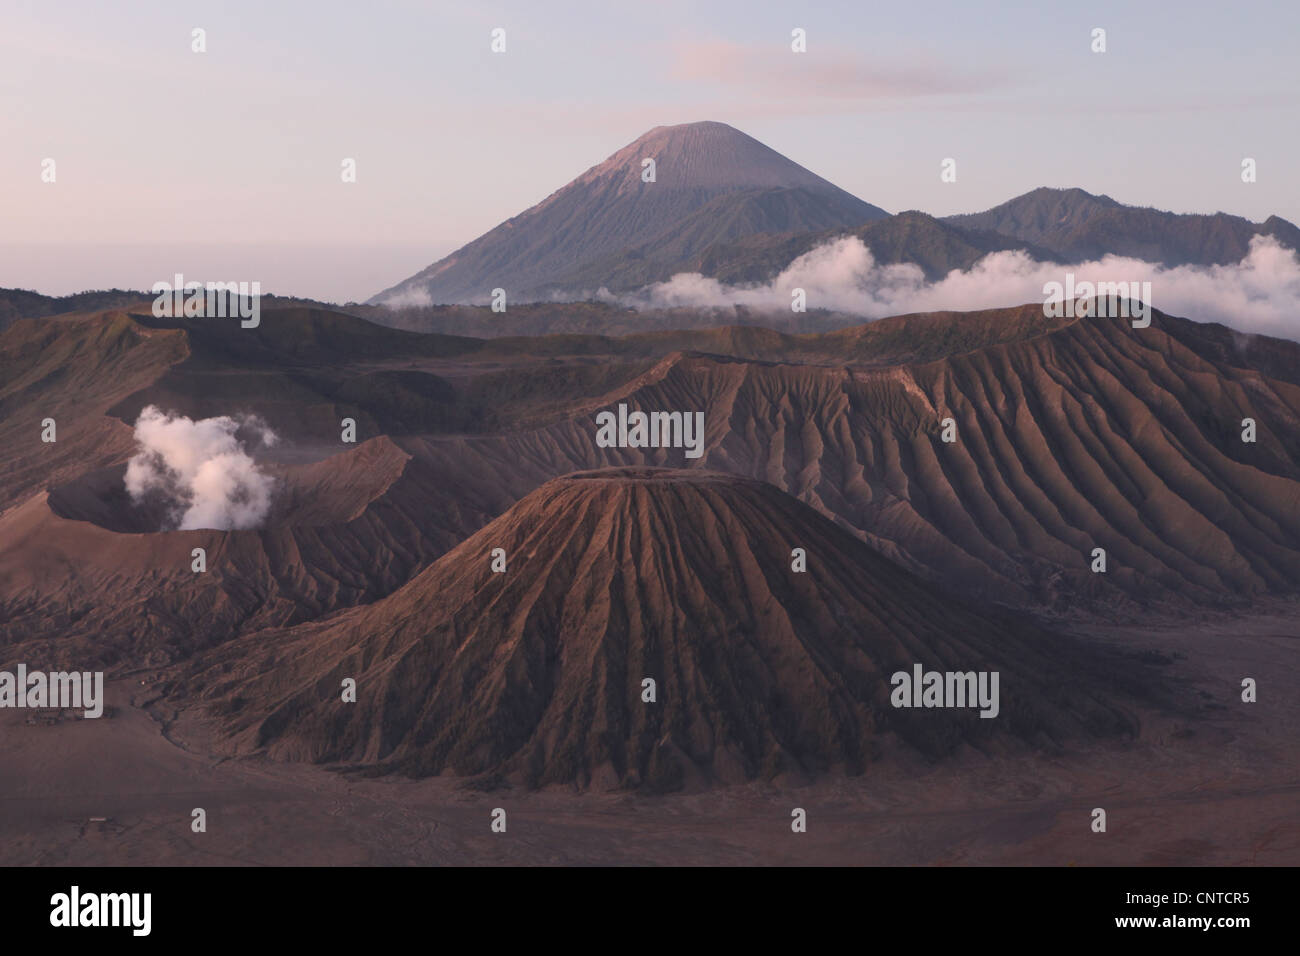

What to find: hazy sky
left=3, top=0, right=1297, bottom=301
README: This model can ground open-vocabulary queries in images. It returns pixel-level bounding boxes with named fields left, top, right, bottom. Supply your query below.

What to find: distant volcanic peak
left=945, top=186, right=1123, bottom=233
left=982, top=186, right=1124, bottom=217
left=585, top=120, right=848, bottom=194
left=1026, top=185, right=1120, bottom=206
left=946, top=185, right=1298, bottom=267
left=371, top=120, right=885, bottom=305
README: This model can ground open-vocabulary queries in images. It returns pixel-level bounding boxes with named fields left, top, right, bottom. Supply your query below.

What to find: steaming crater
left=122, top=406, right=279, bottom=531
left=47, top=429, right=410, bottom=534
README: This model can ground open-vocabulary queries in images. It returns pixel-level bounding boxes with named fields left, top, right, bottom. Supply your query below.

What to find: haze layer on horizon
left=3, top=0, right=1296, bottom=301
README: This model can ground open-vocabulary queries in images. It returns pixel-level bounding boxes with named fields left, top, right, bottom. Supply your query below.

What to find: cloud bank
left=617, top=235, right=1300, bottom=338
left=125, top=405, right=278, bottom=531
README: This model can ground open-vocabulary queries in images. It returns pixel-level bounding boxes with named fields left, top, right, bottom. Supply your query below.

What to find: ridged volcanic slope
left=395, top=308, right=1300, bottom=612
left=171, top=468, right=1139, bottom=789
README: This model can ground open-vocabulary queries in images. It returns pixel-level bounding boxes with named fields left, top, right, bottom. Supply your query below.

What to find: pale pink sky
left=3, top=0, right=1296, bottom=301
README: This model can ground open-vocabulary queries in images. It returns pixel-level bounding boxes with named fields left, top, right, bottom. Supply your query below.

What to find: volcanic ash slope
left=170, top=468, right=1146, bottom=790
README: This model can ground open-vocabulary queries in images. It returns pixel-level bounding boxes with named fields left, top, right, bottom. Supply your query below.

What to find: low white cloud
left=124, top=405, right=278, bottom=531
left=618, top=234, right=1300, bottom=338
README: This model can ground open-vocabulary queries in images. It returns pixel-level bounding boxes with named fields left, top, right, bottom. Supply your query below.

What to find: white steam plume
left=616, top=234, right=1300, bottom=338
left=378, top=286, right=433, bottom=308
left=125, top=405, right=278, bottom=531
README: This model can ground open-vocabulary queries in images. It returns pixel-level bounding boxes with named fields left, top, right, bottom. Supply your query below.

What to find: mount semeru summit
left=373, top=121, right=889, bottom=306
